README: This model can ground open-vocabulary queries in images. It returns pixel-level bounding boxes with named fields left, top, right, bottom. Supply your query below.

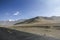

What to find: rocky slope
left=14, top=16, right=60, bottom=25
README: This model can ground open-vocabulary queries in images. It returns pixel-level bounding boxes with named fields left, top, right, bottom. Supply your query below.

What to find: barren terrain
left=9, top=26, right=60, bottom=39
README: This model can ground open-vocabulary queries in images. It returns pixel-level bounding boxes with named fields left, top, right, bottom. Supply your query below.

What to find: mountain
left=1, top=16, right=60, bottom=26
left=14, top=16, right=60, bottom=25
left=0, top=21, right=15, bottom=27
left=0, top=19, right=26, bottom=26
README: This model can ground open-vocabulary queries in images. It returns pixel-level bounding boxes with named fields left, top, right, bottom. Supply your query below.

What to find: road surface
left=0, top=27, right=59, bottom=40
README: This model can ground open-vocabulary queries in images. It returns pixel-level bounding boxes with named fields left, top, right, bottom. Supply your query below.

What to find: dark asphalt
left=0, top=27, right=60, bottom=40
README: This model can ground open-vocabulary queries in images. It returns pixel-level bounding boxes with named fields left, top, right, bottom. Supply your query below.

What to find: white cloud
left=51, top=7, right=60, bottom=16
left=13, top=11, right=19, bottom=16
left=8, top=19, right=15, bottom=21
left=44, top=0, right=60, bottom=16
left=32, top=0, right=60, bottom=16
left=47, top=0, right=60, bottom=7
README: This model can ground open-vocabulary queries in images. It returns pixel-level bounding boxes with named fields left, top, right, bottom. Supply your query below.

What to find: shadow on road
left=0, top=27, right=59, bottom=40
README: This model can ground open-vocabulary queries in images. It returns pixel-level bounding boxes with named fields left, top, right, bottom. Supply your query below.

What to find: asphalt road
left=0, top=27, right=60, bottom=40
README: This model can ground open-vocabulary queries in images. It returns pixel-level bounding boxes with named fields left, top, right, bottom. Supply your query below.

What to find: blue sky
left=0, top=0, right=60, bottom=21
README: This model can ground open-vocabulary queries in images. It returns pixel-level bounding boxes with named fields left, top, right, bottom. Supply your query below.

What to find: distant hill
left=1, top=16, right=60, bottom=26
left=14, top=16, right=60, bottom=25
left=0, top=19, right=26, bottom=26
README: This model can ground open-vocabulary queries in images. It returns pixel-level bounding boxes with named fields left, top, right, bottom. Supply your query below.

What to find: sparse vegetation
left=0, top=27, right=59, bottom=40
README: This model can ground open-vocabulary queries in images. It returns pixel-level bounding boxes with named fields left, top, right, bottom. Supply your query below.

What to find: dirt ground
left=9, top=27, right=60, bottom=39
left=0, top=27, right=60, bottom=40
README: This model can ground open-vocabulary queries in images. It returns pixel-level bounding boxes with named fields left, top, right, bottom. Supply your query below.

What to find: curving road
left=0, top=27, right=59, bottom=40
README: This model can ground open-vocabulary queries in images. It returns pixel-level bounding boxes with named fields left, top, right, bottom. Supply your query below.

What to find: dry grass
left=8, top=26, right=60, bottom=39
